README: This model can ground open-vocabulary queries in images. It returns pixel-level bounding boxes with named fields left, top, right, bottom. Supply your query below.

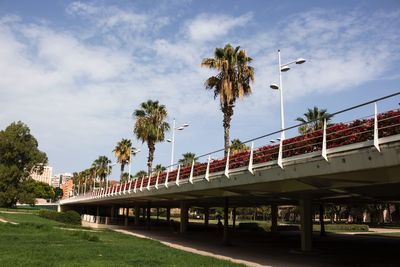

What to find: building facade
left=30, top=166, right=52, bottom=185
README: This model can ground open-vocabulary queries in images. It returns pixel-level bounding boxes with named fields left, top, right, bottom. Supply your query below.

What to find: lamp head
left=183, top=123, right=189, bottom=127
left=270, top=83, right=279, bottom=90
left=166, top=139, right=172, bottom=143
left=177, top=127, right=184, bottom=130
left=280, top=65, right=290, bottom=72
left=295, top=58, right=306, bottom=64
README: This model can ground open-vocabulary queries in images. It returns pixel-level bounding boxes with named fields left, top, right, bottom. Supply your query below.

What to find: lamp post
left=270, top=50, right=306, bottom=139
left=128, top=147, right=140, bottom=180
left=166, top=118, right=189, bottom=171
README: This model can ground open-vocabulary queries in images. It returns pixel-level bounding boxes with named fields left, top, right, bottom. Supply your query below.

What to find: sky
left=1, top=0, right=399, bottom=179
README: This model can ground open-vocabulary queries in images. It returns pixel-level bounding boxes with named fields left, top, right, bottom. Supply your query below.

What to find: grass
left=0, top=210, right=243, bottom=267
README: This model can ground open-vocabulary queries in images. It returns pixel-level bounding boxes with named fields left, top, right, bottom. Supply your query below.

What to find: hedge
left=38, top=209, right=81, bottom=225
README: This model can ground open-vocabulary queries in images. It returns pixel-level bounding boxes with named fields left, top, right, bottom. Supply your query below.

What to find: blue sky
left=0, top=0, right=399, bottom=178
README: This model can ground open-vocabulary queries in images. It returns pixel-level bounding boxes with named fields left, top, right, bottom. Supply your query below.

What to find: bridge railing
left=62, top=93, right=400, bottom=203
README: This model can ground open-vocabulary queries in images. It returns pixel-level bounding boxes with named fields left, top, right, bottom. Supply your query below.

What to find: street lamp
left=166, top=118, right=189, bottom=171
left=270, top=49, right=306, bottom=139
left=128, top=147, right=141, bottom=180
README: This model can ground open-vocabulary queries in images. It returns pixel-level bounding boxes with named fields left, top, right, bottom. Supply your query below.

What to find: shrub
left=38, top=209, right=81, bottom=225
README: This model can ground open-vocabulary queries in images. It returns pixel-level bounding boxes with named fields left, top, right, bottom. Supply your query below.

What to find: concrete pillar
left=96, top=205, right=100, bottom=224
left=204, top=206, right=209, bottom=228
left=135, top=205, right=140, bottom=225
left=180, top=202, right=188, bottom=233
left=146, top=206, right=151, bottom=229
left=111, top=206, right=115, bottom=222
left=300, top=199, right=313, bottom=252
left=319, top=204, right=326, bottom=237
left=156, top=208, right=160, bottom=223
left=124, top=208, right=129, bottom=226
left=232, top=207, right=236, bottom=230
left=271, top=203, right=278, bottom=233
left=223, top=198, right=230, bottom=245
left=166, top=207, right=171, bottom=223
left=142, top=207, right=146, bottom=220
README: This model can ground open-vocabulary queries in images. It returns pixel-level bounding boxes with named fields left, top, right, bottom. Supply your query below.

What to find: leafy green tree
left=0, top=122, right=47, bottom=207
left=178, top=152, right=197, bottom=167
left=295, top=106, right=332, bottom=134
left=133, top=100, right=170, bottom=175
left=113, top=138, right=133, bottom=181
left=53, top=187, right=63, bottom=201
left=202, top=44, right=254, bottom=155
left=229, top=139, right=249, bottom=154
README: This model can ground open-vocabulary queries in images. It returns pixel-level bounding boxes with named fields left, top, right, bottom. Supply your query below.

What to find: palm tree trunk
left=147, top=141, right=155, bottom=176
left=222, top=104, right=234, bottom=156
left=120, top=163, right=125, bottom=180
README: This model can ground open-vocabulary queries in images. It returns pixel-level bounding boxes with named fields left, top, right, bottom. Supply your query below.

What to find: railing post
left=155, top=172, right=160, bottom=189
left=374, top=102, right=381, bottom=152
left=165, top=171, right=169, bottom=188
left=119, top=183, right=123, bottom=195
left=147, top=174, right=151, bottom=191
left=128, top=181, right=132, bottom=194
left=224, top=148, right=230, bottom=178
left=205, top=155, right=211, bottom=181
left=322, top=118, right=328, bottom=161
left=176, top=164, right=181, bottom=186
left=134, top=178, right=138, bottom=193
left=278, top=133, right=284, bottom=169
left=140, top=176, right=144, bottom=192
left=248, top=142, right=254, bottom=175
left=189, top=160, right=195, bottom=184
left=123, top=182, right=127, bottom=194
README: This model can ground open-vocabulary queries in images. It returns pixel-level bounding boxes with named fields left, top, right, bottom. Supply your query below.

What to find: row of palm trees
left=73, top=43, right=331, bottom=191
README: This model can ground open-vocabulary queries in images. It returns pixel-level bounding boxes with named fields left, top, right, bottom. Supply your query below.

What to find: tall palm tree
left=202, top=43, right=254, bottom=156
left=178, top=152, right=197, bottom=167
left=295, top=106, right=332, bottom=134
left=92, top=156, right=111, bottom=187
left=113, top=138, right=132, bottom=181
left=134, top=170, right=148, bottom=179
left=133, top=100, right=170, bottom=175
left=230, top=138, right=249, bottom=154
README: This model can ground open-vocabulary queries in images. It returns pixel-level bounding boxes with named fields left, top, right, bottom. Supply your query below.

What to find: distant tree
left=53, top=187, right=63, bottom=201
left=153, top=164, right=166, bottom=173
left=0, top=122, right=48, bottom=207
left=134, top=170, right=148, bottom=179
left=113, top=138, right=133, bottom=181
left=120, top=172, right=131, bottom=184
left=92, top=156, right=111, bottom=187
left=229, top=139, right=249, bottom=154
left=295, top=106, right=332, bottom=134
left=202, top=44, right=254, bottom=155
left=178, top=152, right=197, bottom=167
left=133, top=100, right=170, bottom=175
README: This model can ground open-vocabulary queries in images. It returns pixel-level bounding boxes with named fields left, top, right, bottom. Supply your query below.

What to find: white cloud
left=185, top=12, right=253, bottom=42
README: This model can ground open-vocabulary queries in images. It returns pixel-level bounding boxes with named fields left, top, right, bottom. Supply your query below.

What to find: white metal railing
left=61, top=93, right=400, bottom=204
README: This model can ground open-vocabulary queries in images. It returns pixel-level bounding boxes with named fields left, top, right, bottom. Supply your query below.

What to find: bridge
left=60, top=92, right=400, bottom=252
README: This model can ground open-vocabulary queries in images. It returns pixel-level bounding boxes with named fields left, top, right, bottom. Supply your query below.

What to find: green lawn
left=0, top=211, right=243, bottom=267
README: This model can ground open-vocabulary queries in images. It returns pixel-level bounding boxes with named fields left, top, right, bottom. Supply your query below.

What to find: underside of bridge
left=61, top=138, right=400, bottom=251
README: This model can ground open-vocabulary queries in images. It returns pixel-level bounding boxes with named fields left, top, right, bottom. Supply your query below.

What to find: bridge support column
left=166, top=207, right=171, bottom=223
left=223, top=198, right=230, bottom=245
left=271, top=203, right=278, bottom=233
left=180, top=202, right=188, bottom=233
left=96, top=205, right=100, bottom=224
left=156, top=208, right=159, bottom=223
left=204, top=206, right=209, bottom=229
left=135, top=205, right=140, bottom=225
left=319, top=204, right=326, bottom=237
left=147, top=206, right=151, bottom=230
left=232, top=207, right=236, bottom=231
left=300, top=199, right=313, bottom=252
left=124, top=208, right=129, bottom=226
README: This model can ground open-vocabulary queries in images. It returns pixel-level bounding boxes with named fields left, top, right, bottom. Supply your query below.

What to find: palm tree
left=154, top=164, right=166, bottom=173
left=133, top=100, right=170, bottom=175
left=120, top=172, right=130, bottom=183
left=92, top=156, right=111, bottom=187
left=202, top=43, right=254, bottom=156
left=178, top=152, right=197, bottom=167
left=295, top=106, right=332, bottom=134
left=113, top=138, right=132, bottom=181
left=134, top=170, right=148, bottom=179
left=230, top=138, right=249, bottom=154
